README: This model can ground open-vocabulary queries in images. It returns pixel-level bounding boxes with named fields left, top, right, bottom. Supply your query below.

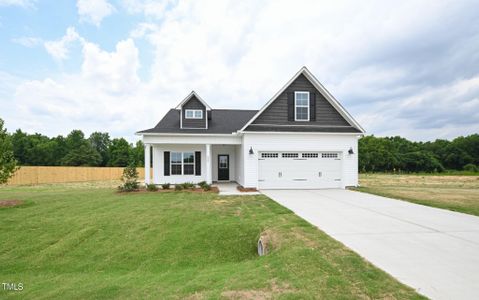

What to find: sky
left=0, top=0, right=478, bottom=142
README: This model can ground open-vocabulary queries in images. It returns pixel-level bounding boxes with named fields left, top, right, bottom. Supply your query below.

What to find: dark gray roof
left=138, top=109, right=258, bottom=134
left=244, top=124, right=361, bottom=133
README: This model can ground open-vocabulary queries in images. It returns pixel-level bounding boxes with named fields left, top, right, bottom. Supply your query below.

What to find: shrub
left=118, top=164, right=139, bottom=192
left=197, top=181, right=207, bottom=188
left=181, top=182, right=195, bottom=189
left=146, top=183, right=158, bottom=191
left=463, top=163, right=478, bottom=172
left=202, top=183, right=211, bottom=191
left=161, top=183, right=171, bottom=190
left=174, top=184, right=183, bottom=191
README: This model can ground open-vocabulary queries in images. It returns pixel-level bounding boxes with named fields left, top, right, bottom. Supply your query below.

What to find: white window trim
left=185, top=109, right=203, bottom=119
left=170, top=152, right=195, bottom=175
left=294, top=91, right=310, bottom=121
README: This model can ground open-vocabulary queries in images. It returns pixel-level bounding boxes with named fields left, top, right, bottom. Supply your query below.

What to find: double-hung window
left=183, top=152, right=195, bottom=175
left=171, top=152, right=182, bottom=175
left=170, top=152, right=195, bottom=175
left=185, top=109, right=203, bottom=119
left=294, top=91, right=310, bottom=121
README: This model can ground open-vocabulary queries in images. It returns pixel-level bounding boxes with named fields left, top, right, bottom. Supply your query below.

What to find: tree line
left=10, top=129, right=144, bottom=167
left=1, top=117, right=478, bottom=173
left=359, top=134, right=479, bottom=173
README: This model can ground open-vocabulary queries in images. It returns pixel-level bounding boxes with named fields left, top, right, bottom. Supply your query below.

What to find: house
left=137, top=66, right=365, bottom=189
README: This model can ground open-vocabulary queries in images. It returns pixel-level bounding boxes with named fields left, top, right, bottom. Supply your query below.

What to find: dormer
left=175, top=91, right=212, bottom=129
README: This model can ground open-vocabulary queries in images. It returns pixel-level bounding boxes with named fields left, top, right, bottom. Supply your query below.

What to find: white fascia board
left=175, top=91, right=212, bottom=111
left=143, top=134, right=242, bottom=145
left=239, top=66, right=365, bottom=133
left=241, top=131, right=363, bottom=136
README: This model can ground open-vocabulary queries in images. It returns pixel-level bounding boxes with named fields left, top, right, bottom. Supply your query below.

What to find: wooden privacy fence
left=7, top=166, right=149, bottom=185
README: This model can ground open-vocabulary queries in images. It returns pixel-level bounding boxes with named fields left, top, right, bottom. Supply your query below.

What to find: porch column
left=206, top=144, right=212, bottom=184
left=144, top=143, right=151, bottom=185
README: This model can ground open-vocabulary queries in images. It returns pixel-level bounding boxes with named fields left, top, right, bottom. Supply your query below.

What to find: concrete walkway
left=262, top=189, right=479, bottom=300
left=216, top=182, right=261, bottom=196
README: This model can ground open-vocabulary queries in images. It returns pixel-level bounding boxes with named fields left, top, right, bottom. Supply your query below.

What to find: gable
left=181, top=96, right=207, bottom=129
left=252, top=74, right=350, bottom=127
left=183, top=96, right=205, bottom=110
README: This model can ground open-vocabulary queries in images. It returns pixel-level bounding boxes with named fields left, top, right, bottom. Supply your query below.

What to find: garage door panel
left=258, top=152, right=342, bottom=189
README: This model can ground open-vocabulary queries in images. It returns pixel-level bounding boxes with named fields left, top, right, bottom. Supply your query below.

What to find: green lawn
left=0, top=183, right=423, bottom=299
left=356, top=173, right=479, bottom=217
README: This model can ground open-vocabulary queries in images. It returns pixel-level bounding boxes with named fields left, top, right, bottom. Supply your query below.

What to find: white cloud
left=43, top=27, right=83, bottom=61
left=77, top=0, right=115, bottom=26
left=2, top=0, right=479, bottom=142
left=0, top=0, right=34, bottom=7
left=12, top=36, right=42, bottom=47
left=8, top=38, right=154, bottom=139
left=122, top=0, right=174, bottom=18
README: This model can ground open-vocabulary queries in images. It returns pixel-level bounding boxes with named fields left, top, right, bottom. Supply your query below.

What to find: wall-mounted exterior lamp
left=348, top=147, right=354, bottom=155
left=249, top=147, right=254, bottom=155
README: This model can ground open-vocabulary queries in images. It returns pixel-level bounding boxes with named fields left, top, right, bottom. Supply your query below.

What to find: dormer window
left=185, top=109, right=203, bottom=119
left=295, top=91, right=310, bottom=121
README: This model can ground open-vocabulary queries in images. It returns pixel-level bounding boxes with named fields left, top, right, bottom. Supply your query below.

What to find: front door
left=218, top=155, right=230, bottom=181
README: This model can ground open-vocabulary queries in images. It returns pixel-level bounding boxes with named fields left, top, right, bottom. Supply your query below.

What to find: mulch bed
left=117, top=187, right=219, bottom=194
left=0, top=200, right=24, bottom=208
left=237, top=186, right=258, bottom=192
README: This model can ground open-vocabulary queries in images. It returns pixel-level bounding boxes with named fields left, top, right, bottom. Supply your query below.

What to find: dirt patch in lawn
left=221, top=280, right=296, bottom=299
left=0, top=199, right=24, bottom=208
left=237, top=186, right=258, bottom=192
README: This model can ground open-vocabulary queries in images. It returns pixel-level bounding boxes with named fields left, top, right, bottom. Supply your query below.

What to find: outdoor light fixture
left=348, top=147, right=354, bottom=155
left=249, top=147, right=254, bottom=155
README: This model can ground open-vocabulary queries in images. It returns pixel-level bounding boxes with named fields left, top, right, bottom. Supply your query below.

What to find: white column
left=144, top=143, right=151, bottom=185
left=206, top=144, right=212, bottom=184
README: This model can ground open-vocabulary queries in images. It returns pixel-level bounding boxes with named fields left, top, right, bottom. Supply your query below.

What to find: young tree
left=0, top=118, right=19, bottom=184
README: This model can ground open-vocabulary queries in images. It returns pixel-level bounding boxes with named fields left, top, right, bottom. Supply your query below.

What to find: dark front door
left=218, top=155, right=229, bottom=181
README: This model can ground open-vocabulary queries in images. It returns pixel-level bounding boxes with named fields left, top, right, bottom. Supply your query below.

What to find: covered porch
left=143, top=142, right=243, bottom=185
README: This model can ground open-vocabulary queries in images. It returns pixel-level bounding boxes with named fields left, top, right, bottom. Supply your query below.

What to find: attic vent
left=322, top=153, right=338, bottom=158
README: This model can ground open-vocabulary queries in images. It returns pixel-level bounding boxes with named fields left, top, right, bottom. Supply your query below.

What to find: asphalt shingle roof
left=137, top=109, right=258, bottom=134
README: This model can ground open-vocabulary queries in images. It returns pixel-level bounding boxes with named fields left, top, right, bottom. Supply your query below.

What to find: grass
left=356, top=173, right=479, bottom=217
left=0, top=182, right=423, bottom=299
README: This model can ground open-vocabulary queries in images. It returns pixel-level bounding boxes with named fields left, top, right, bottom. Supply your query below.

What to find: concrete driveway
left=262, top=189, right=479, bottom=300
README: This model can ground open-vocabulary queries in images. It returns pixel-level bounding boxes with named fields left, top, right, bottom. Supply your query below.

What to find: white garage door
left=258, top=152, right=342, bottom=189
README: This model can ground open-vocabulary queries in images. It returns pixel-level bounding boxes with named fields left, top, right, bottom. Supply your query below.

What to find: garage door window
left=322, top=153, right=338, bottom=158
left=282, top=153, right=299, bottom=158
left=261, top=153, right=278, bottom=158
left=302, top=153, right=318, bottom=158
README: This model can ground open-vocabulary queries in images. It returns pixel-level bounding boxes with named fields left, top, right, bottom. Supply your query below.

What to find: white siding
left=151, top=144, right=207, bottom=184
left=235, top=144, right=244, bottom=186
left=242, top=133, right=359, bottom=189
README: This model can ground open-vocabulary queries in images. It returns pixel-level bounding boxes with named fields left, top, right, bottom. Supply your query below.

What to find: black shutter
left=164, top=151, right=170, bottom=176
left=195, top=151, right=201, bottom=176
left=287, top=92, right=294, bottom=121
left=310, top=92, right=316, bottom=121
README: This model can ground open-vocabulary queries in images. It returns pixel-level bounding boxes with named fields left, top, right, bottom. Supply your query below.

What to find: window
left=322, top=153, right=338, bottom=158
left=171, top=152, right=195, bottom=175
left=294, top=91, right=310, bottom=121
left=185, top=109, right=203, bottom=119
left=282, top=153, right=299, bottom=158
left=183, top=152, right=195, bottom=175
left=171, top=152, right=182, bottom=175
left=261, top=153, right=279, bottom=158
left=302, top=153, right=318, bottom=158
